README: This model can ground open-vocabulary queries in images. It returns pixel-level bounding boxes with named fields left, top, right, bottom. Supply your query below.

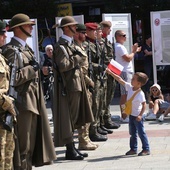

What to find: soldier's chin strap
left=19, top=26, right=31, bottom=37
left=68, top=26, right=76, bottom=34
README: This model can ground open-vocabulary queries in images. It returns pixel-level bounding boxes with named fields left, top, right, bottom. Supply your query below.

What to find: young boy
left=106, top=68, right=150, bottom=156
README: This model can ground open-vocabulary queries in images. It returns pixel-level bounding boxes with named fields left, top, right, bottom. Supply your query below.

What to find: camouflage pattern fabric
left=0, top=53, right=15, bottom=170
left=0, top=126, right=14, bottom=170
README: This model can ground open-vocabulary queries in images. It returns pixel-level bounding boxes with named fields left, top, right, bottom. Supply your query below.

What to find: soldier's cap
left=96, top=23, right=103, bottom=30
left=100, top=21, right=112, bottom=28
left=8, top=13, right=35, bottom=32
left=76, top=24, right=86, bottom=32
left=0, top=20, right=7, bottom=34
left=85, top=22, right=98, bottom=30
left=58, top=16, right=78, bottom=28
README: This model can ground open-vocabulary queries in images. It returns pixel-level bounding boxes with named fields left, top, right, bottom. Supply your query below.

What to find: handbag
left=123, top=89, right=141, bottom=115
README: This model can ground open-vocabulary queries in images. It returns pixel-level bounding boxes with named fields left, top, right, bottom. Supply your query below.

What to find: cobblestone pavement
left=33, top=97, right=170, bottom=170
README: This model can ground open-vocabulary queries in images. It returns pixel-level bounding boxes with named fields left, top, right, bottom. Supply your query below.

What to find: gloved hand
left=2, top=95, right=16, bottom=116
left=29, top=60, right=40, bottom=71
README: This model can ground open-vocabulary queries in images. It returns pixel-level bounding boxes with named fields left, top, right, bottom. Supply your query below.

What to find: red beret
left=85, top=22, right=98, bottom=30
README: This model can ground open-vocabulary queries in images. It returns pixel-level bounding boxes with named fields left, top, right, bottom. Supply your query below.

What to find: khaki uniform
left=0, top=51, right=14, bottom=170
left=2, top=38, right=56, bottom=169
left=52, top=37, right=94, bottom=147
left=74, top=42, right=98, bottom=150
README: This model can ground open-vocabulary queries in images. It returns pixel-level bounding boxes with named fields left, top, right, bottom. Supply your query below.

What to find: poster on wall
left=5, top=19, right=40, bottom=62
left=55, top=15, right=84, bottom=41
left=150, top=10, right=170, bottom=84
left=151, top=10, right=170, bottom=65
left=102, top=13, right=133, bottom=54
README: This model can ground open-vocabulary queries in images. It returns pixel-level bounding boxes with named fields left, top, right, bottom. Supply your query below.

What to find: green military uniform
left=100, top=21, right=120, bottom=129
left=96, top=38, right=109, bottom=127
left=83, top=32, right=107, bottom=141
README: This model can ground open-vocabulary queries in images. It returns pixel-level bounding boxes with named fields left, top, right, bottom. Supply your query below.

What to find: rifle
left=45, top=18, right=66, bottom=96
left=96, top=40, right=104, bottom=87
left=9, top=48, right=18, bottom=99
left=87, top=41, right=94, bottom=93
left=112, top=37, right=116, bottom=60
left=3, top=48, right=19, bottom=132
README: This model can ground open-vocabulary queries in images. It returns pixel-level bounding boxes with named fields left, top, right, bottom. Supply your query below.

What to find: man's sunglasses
left=120, top=34, right=126, bottom=37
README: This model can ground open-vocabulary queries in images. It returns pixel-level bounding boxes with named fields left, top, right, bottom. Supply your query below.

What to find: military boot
left=89, top=125, right=108, bottom=142
left=104, top=115, right=120, bottom=129
left=65, top=142, right=84, bottom=160
left=78, top=124, right=98, bottom=150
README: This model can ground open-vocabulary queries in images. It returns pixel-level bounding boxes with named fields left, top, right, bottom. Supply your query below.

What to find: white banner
left=150, top=10, right=170, bottom=83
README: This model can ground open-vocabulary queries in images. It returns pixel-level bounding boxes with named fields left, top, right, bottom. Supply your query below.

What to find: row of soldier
left=51, top=16, right=122, bottom=160
left=0, top=14, right=137, bottom=169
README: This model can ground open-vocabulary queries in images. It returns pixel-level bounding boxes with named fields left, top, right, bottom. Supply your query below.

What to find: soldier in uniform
left=100, top=21, right=120, bottom=129
left=73, top=23, right=98, bottom=150
left=84, top=22, right=107, bottom=142
left=0, top=20, right=16, bottom=170
left=2, top=13, right=56, bottom=169
left=52, top=16, right=94, bottom=160
left=95, top=23, right=114, bottom=135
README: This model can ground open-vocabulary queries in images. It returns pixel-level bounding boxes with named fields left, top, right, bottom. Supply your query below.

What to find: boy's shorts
left=158, top=99, right=170, bottom=109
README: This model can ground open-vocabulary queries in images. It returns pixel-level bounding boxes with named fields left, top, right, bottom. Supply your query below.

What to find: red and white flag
left=107, top=59, right=124, bottom=76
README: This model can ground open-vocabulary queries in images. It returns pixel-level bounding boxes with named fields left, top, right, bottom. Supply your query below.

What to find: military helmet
left=100, top=21, right=112, bottom=28
left=59, top=16, right=78, bottom=28
left=8, top=13, right=35, bottom=31
left=76, top=24, right=86, bottom=32
left=0, top=20, right=6, bottom=33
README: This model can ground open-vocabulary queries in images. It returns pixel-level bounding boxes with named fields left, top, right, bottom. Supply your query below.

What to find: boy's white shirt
left=125, top=82, right=146, bottom=116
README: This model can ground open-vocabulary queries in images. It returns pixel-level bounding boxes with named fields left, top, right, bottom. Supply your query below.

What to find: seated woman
left=145, top=84, right=170, bottom=120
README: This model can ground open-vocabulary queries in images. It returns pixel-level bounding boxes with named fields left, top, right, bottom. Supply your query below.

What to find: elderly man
left=2, top=13, right=56, bottom=170
left=41, top=44, right=54, bottom=100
